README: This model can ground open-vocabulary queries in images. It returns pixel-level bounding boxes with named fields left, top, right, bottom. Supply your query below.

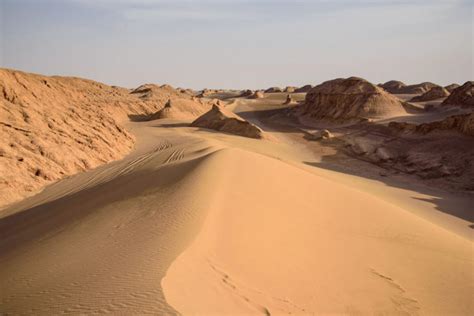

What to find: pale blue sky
left=0, top=0, right=472, bottom=89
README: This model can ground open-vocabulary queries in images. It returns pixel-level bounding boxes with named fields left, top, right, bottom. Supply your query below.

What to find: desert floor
left=1, top=94, right=473, bottom=315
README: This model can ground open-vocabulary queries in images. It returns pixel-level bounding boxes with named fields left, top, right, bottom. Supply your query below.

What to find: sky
left=0, top=0, right=472, bottom=89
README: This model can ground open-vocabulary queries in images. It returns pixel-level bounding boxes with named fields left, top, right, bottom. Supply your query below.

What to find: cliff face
left=0, top=68, right=209, bottom=208
left=442, top=81, right=474, bottom=107
left=300, top=77, right=406, bottom=120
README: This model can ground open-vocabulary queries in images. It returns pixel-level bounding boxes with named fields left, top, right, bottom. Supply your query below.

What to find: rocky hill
left=0, top=68, right=210, bottom=208
left=299, top=77, right=406, bottom=120
left=442, top=81, right=474, bottom=107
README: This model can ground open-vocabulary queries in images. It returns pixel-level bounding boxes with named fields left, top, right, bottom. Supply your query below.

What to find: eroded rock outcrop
left=295, top=85, right=313, bottom=93
left=444, top=83, right=460, bottom=93
left=410, top=86, right=450, bottom=102
left=379, top=80, right=406, bottom=94
left=249, top=90, right=264, bottom=99
left=197, top=89, right=219, bottom=98
left=380, top=80, right=439, bottom=94
left=148, top=99, right=208, bottom=120
left=0, top=68, right=209, bottom=208
left=441, top=81, right=474, bottom=107
left=389, top=112, right=474, bottom=137
left=307, top=129, right=334, bottom=140
left=299, top=77, right=406, bottom=120
left=191, top=104, right=265, bottom=139
left=265, top=87, right=283, bottom=93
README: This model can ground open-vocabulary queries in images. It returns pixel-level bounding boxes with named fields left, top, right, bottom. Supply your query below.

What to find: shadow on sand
left=237, top=105, right=474, bottom=231
left=157, top=123, right=190, bottom=128
left=128, top=113, right=153, bottom=122
left=303, top=159, right=474, bottom=229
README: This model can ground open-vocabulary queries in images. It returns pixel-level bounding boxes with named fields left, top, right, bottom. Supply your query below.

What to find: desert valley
left=0, top=67, right=473, bottom=314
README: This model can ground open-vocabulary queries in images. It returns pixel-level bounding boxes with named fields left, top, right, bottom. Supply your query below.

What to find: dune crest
left=162, top=147, right=473, bottom=315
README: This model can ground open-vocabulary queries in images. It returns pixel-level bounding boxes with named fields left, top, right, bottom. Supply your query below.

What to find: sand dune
left=0, top=124, right=225, bottom=314
left=1, top=70, right=473, bottom=315
left=1, top=114, right=472, bottom=314
left=163, top=146, right=473, bottom=315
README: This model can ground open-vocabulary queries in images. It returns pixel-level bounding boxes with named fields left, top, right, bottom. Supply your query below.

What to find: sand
left=1, top=73, right=473, bottom=315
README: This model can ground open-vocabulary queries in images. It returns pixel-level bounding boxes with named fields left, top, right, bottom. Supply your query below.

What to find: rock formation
left=147, top=99, right=203, bottom=120
left=444, top=83, right=460, bottom=93
left=379, top=80, right=406, bottom=94
left=380, top=80, right=439, bottom=94
left=265, top=87, right=283, bottom=93
left=389, top=112, right=474, bottom=137
left=0, top=68, right=210, bottom=208
left=299, top=77, right=406, bottom=120
left=197, top=89, right=219, bottom=98
left=284, top=86, right=296, bottom=93
left=410, top=86, right=450, bottom=102
left=249, top=90, right=264, bottom=99
left=191, top=104, right=265, bottom=139
left=307, top=129, right=334, bottom=140
left=239, top=89, right=254, bottom=98
left=441, top=81, right=474, bottom=107
left=295, top=85, right=313, bottom=93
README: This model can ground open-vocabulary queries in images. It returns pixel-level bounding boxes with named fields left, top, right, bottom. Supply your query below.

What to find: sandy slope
left=0, top=123, right=226, bottom=314
left=162, top=142, right=473, bottom=315
left=1, top=99, right=473, bottom=314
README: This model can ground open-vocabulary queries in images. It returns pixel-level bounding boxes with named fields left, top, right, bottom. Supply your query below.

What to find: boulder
left=379, top=80, right=406, bottom=94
